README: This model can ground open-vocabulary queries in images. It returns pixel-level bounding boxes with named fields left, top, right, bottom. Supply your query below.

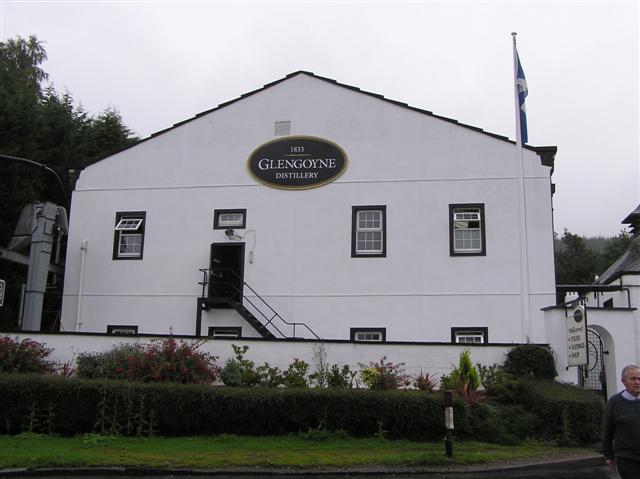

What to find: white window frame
left=455, top=332, right=485, bottom=344
left=208, top=327, right=242, bottom=339
left=217, top=213, right=244, bottom=228
left=214, top=209, right=247, bottom=229
left=451, top=327, right=488, bottom=344
left=351, top=328, right=386, bottom=342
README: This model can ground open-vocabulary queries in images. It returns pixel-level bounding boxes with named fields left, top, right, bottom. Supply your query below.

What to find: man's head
left=621, top=364, right=640, bottom=396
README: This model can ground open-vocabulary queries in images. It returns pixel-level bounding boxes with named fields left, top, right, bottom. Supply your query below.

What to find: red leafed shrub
left=76, top=338, right=220, bottom=384
left=0, top=336, right=55, bottom=374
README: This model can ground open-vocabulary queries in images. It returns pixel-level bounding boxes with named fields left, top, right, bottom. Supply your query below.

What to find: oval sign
left=248, top=136, right=348, bottom=190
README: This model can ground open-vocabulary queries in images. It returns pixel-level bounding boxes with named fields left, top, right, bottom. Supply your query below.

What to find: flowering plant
left=77, top=338, right=220, bottom=384
left=0, top=336, right=55, bottom=374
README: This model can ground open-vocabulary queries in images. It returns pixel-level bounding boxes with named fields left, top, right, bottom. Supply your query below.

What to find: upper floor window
left=214, top=209, right=246, bottom=229
left=352, top=206, right=386, bottom=257
left=449, top=204, right=486, bottom=256
left=113, top=211, right=146, bottom=260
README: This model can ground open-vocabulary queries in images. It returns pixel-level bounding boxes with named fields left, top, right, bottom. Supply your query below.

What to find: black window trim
left=107, top=324, right=139, bottom=335
left=214, top=209, right=247, bottom=229
left=450, top=327, right=489, bottom=344
left=449, top=203, right=486, bottom=257
left=350, top=327, right=387, bottom=342
left=351, top=205, right=387, bottom=258
left=113, top=211, right=146, bottom=260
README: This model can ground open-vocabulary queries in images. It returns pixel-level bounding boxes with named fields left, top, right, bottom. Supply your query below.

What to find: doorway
left=209, top=243, right=245, bottom=306
left=579, top=327, right=607, bottom=399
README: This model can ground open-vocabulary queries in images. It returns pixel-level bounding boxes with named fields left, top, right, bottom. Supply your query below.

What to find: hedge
left=0, top=374, right=468, bottom=440
left=520, top=379, right=604, bottom=445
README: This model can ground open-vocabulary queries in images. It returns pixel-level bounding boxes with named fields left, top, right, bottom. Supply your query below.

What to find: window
left=107, top=325, right=138, bottom=335
left=352, top=206, right=386, bottom=257
left=603, top=298, right=613, bottom=308
left=451, top=327, right=488, bottom=344
left=113, top=212, right=146, bottom=260
left=214, top=209, right=246, bottom=229
left=208, top=326, right=242, bottom=338
left=350, top=328, right=386, bottom=342
left=449, top=204, right=486, bottom=256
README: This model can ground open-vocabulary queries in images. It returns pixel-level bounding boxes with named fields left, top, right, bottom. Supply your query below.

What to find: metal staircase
left=196, top=268, right=320, bottom=340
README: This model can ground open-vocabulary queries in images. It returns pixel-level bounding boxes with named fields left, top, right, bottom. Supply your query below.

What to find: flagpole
left=512, top=32, right=532, bottom=342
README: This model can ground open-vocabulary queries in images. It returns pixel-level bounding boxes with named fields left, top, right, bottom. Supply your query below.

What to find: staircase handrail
left=198, top=268, right=321, bottom=340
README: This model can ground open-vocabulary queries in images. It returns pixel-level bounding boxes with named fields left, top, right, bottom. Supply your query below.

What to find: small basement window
left=107, top=325, right=138, bottom=335
left=451, top=327, right=488, bottom=344
left=350, top=328, right=386, bottom=342
left=214, top=209, right=246, bottom=229
left=208, top=326, right=242, bottom=338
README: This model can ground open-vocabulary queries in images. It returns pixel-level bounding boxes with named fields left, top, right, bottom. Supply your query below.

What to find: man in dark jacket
left=602, top=364, right=640, bottom=478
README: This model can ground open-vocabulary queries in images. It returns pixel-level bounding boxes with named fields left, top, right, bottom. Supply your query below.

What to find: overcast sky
left=1, top=1, right=638, bottom=237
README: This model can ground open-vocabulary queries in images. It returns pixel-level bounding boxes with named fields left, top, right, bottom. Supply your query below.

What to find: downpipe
left=75, top=239, right=88, bottom=332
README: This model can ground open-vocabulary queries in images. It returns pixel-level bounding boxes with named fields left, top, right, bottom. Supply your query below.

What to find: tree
left=597, top=230, right=633, bottom=275
left=555, top=229, right=599, bottom=285
left=0, top=35, right=137, bottom=331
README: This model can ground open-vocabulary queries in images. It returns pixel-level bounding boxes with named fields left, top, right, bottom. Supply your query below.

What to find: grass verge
left=0, top=433, right=594, bottom=470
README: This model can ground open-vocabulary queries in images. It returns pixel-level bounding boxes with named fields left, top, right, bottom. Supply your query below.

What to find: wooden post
left=444, top=390, right=454, bottom=458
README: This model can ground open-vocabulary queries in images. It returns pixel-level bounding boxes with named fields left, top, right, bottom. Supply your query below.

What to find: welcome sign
left=248, top=136, right=348, bottom=189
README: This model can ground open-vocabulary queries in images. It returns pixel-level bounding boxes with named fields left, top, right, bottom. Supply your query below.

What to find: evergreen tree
left=0, top=35, right=137, bottom=331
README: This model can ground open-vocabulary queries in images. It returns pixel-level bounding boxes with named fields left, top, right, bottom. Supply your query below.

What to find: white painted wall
left=7, top=332, right=515, bottom=383
left=60, top=73, right=556, bottom=344
left=545, top=274, right=640, bottom=398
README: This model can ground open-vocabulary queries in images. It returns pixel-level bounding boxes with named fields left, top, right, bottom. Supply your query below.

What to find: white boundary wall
left=7, top=332, right=517, bottom=381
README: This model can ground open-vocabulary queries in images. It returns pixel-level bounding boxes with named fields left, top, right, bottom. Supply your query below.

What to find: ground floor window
left=451, top=327, right=488, bottom=344
left=350, top=328, right=386, bottom=342
left=208, top=326, right=242, bottom=338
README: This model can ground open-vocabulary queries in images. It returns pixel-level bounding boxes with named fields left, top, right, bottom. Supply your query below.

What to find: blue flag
left=516, top=51, right=528, bottom=144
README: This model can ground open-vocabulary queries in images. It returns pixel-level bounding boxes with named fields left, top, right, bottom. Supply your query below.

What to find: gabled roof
left=623, top=204, right=640, bottom=235
left=102, top=71, right=557, bottom=167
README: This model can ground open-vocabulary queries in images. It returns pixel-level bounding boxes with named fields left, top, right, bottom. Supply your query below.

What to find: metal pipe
left=75, top=239, right=88, bottom=332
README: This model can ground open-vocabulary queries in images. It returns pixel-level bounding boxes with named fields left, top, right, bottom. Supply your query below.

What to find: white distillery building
left=60, top=71, right=558, bottom=347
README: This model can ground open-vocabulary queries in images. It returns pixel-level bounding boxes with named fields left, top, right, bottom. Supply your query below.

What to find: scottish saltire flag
left=516, top=51, right=528, bottom=144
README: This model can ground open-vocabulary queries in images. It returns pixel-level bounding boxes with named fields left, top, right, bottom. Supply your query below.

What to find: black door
left=209, top=243, right=245, bottom=307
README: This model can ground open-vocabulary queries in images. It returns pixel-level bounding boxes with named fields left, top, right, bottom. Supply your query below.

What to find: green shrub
left=503, top=344, right=557, bottom=379
left=520, top=379, right=603, bottom=445
left=470, top=403, right=536, bottom=445
left=0, top=336, right=55, bottom=374
left=0, top=374, right=469, bottom=440
left=76, top=339, right=220, bottom=384
left=282, top=358, right=309, bottom=388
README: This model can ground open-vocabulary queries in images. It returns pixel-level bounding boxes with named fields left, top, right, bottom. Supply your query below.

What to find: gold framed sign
left=248, top=136, right=348, bottom=190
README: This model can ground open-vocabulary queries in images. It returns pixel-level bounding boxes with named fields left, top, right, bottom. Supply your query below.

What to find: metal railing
left=198, top=268, right=320, bottom=339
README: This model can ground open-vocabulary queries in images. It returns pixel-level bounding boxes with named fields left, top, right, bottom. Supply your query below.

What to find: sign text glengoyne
left=248, top=136, right=348, bottom=189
